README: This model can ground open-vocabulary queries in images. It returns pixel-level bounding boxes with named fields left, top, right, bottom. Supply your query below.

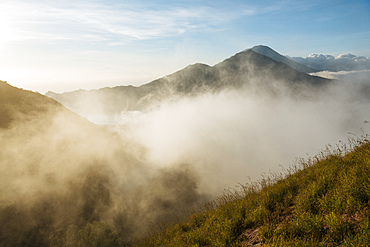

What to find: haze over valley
left=1, top=44, right=370, bottom=245
left=1, top=0, right=369, bottom=245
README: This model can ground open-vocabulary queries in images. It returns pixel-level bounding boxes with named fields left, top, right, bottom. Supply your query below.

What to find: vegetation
left=49, top=221, right=121, bottom=247
left=133, top=136, right=370, bottom=246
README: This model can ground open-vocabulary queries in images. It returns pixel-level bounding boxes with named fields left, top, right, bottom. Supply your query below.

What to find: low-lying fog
left=110, top=70, right=370, bottom=193
left=0, top=70, right=369, bottom=246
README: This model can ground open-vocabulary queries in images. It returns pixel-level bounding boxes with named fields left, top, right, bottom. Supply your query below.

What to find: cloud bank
left=290, top=53, right=370, bottom=71
left=110, top=73, right=370, bottom=195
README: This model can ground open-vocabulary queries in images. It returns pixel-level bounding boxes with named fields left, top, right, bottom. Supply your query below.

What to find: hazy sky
left=0, top=0, right=369, bottom=93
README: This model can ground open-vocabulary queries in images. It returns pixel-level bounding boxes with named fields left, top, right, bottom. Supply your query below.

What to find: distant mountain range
left=46, top=47, right=330, bottom=122
left=250, top=45, right=370, bottom=72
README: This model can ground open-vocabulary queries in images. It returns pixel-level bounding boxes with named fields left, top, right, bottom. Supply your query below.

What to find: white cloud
left=308, top=54, right=334, bottom=60
left=0, top=0, right=250, bottom=45
left=290, top=53, right=370, bottom=71
left=310, top=70, right=370, bottom=81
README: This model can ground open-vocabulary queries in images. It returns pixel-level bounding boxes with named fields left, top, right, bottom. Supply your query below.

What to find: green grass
left=133, top=136, right=370, bottom=246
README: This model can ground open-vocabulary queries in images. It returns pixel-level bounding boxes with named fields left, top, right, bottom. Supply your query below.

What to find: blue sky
left=0, top=0, right=369, bottom=93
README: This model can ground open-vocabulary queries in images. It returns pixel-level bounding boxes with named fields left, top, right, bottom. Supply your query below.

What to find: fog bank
left=1, top=70, right=369, bottom=245
left=0, top=89, right=209, bottom=246
left=112, top=76, right=369, bottom=193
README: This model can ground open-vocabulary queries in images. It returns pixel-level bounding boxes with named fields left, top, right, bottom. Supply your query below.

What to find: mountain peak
left=250, top=45, right=287, bottom=61
left=250, top=45, right=275, bottom=51
left=249, top=45, right=318, bottom=73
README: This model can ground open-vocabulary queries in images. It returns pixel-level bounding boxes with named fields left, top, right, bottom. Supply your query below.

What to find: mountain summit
left=250, top=45, right=318, bottom=73
left=46, top=48, right=330, bottom=123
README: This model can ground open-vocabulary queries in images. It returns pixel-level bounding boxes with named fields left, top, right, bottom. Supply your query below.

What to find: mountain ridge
left=250, top=45, right=319, bottom=73
left=46, top=48, right=330, bottom=122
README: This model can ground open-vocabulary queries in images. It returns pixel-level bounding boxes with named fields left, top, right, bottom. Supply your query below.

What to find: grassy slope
left=134, top=138, right=370, bottom=246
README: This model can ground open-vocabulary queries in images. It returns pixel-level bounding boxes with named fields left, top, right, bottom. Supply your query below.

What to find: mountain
left=46, top=48, right=330, bottom=123
left=214, top=48, right=324, bottom=85
left=250, top=45, right=319, bottom=73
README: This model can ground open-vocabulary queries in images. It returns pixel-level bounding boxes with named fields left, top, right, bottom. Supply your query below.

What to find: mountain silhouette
left=250, top=45, right=318, bottom=73
left=46, top=48, right=330, bottom=121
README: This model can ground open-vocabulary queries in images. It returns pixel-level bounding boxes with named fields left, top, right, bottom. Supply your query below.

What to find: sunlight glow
left=0, top=13, right=17, bottom=48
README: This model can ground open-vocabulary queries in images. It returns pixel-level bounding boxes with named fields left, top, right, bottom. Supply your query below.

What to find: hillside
left=0, top=80, right=133, bottom=246
left=0, top=81, right=62, bottom=128
left=0, top=80, right=129, bottom=164
left=45, top=48, right=330, bottom=123
left=0, top=81, right=208, bottom=246
left=134, top=137, right=370, bottom=246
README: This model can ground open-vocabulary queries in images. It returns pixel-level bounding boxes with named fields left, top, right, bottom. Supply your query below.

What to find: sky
left=0, top=0, right=369, bottom=93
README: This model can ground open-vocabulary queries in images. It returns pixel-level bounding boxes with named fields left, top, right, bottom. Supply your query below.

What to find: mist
left=1, top=69, right=369, bottom=245
left=112, top=75, right=369, bottom=194
left=0, top=88, right=209, bottom=246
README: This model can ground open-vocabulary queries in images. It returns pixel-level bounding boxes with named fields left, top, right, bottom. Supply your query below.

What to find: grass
left=47, top=135, right=370, bottom=246
left=133, top=135, right=370, bottom=246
